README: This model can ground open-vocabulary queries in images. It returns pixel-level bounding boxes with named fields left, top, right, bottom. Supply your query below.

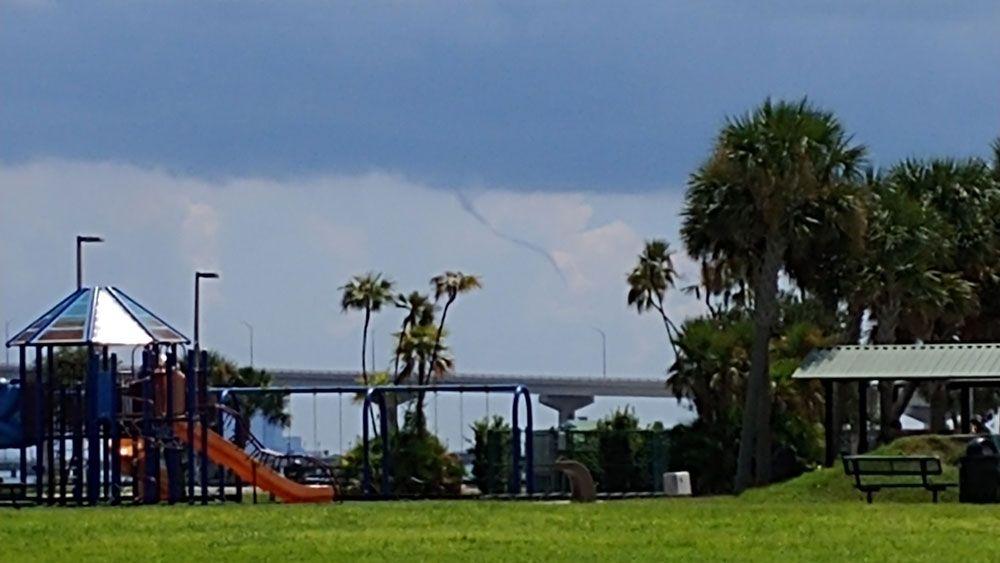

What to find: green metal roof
left=792, top=344, right=1000, bottom=381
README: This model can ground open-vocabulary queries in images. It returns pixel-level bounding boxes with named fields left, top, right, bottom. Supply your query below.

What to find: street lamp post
left=241, top=321, right=254, bottom=368
left=592, top=327, right=607, bottom=378
left=194, top=271, right=220, bottom=352
left=76, top=235, right=104, bottom=290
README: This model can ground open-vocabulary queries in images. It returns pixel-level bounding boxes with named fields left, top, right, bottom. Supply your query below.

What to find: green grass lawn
left=2, top=436, right=996, bottom=562
left=4, top=498, right=1000, bottom=562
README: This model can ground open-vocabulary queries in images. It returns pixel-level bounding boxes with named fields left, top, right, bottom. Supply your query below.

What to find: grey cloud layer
left=1, top=1, right=997, bottom=190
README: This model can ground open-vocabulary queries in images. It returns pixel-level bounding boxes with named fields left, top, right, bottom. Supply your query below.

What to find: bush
left=597, top=407, right=644, bottom=492
left=339, top=411, right=464, bottom=496
left=468, top=416, right=512, bottom=494
left=667, top=405, right=823, bottom=495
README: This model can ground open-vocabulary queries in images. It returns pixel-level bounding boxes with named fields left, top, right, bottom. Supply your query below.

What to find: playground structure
left=0, top=285, right=541, bottom=507
left=0, top=286, right=338, bottom=506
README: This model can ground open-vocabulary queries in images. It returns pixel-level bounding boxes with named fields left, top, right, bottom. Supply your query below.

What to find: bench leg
left=866, top=491, right=873, bottom=504
left=932, top=490, right=939, bottom=504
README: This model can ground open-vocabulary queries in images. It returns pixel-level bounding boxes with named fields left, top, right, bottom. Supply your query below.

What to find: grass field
left=4, top=497, right=1000, bottom=562
left=1, top=437, right=995, bottom=561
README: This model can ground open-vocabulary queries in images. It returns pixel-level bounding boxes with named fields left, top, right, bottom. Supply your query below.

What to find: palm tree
left=204, top=351, right=290, bottom=428
left=396, top=323, right=455, bottom=428
left=682, top=98, right=867, bottom=491
left=392, top=291, right=435, bottom=384
left=340, top=272, right=395, bottom=385
left=428, top=271, right=481, bottom=382
left=869, top=158, right=992, bottom=435
left=626, top=239, right=681, bottom=355
left=396, top=324, right=455, bottom=386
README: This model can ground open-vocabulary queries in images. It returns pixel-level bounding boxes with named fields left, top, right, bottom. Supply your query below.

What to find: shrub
left=468, top=416, right=512, bottom=494
left=339, top=411, right=464, bottom=496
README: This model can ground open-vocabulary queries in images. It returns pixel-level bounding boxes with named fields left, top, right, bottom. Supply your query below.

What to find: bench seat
left=842, top=455, right=956, bottom=503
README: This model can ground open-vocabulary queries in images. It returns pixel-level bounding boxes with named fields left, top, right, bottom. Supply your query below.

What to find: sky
left=1, top=1, right=998, bottom=447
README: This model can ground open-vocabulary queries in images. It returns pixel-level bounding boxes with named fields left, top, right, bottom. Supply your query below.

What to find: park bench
left=842, top=455, right=956, bottom=504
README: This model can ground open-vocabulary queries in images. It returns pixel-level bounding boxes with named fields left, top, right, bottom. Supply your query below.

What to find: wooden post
left=857, top=380, right=868, bottom=454
left=823, top=379, right=836, bottom=467
left=960, top=386, right=972, bottom=434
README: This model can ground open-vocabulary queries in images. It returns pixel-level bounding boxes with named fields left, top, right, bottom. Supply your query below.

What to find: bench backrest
left=842, top=455, right=942, bottom=476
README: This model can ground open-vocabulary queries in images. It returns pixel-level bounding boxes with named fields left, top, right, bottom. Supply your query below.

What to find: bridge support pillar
left=539, top=395, right=594, bottom=425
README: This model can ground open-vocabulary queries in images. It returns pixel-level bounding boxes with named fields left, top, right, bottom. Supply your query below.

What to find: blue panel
left=94, top=369, right=114, bottom=421
left=0, top=381, right=24, bottom=448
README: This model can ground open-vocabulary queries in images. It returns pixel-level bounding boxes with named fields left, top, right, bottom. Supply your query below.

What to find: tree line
left=629, top=97, right=1000, bottom=492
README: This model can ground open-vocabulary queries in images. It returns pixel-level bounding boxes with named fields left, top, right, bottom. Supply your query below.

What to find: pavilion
left=792, top=343, right=1000, bottom=466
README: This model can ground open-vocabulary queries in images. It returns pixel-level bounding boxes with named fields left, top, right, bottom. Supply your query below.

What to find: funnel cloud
left=455, top=191, right=569, bottom=286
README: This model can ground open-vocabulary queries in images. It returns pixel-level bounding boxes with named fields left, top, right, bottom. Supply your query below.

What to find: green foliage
left=596, top=407, right=644, bottom=492
left=552, top=409, right=669, bottom=494
left=468, top=416, right=512, bottom=494
left=339, top=413, right=465, bottom=496
left=204, top=351, right=289, bottom=428
left=665, top=314, right=831, bottom=493
left=668, top=416, right=741, bottom=494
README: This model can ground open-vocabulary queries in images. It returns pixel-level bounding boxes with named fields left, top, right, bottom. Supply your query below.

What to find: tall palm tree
left=428, top=271, right=481, bottom=382
left=682, top=98, right=867, bottom=491
left=627, top=239, right=681, bottom=355
left=340, top=272, right=395, bottom=385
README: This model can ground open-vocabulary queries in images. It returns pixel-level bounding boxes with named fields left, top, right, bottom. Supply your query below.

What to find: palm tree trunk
left=419, top=298, right=453, bottom=430
left=428, top=298, right=453, bottom=377
left=392, top=320, right=410, bottom=385
left=735, top=240, right=783, bottom=492
left=832, top=299, right=866, bottom=455
left=874, top=296, right=900, bottom=443
left=361, top=308, right=371, bottom=385
left=414, top=357, right=429, bottom=432
left=653, top=300, right=680, bottom=358
left=844, top=299, right=866, bottom=345
left=928, top=384, right=949, bottom=433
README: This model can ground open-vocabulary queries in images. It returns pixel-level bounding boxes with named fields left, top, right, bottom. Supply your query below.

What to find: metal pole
left=857, top=380, right=869, bottom=454
left=4, top=321, right=9, bottom=365
left=76, top=239, right=82, bottom=290
left=194, top=278, right=200, bottom=351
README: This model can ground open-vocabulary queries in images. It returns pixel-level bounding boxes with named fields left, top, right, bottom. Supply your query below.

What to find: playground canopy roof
left=5, top=287, right=189, bottom=348
left=792, top=344, right=1000, bottom=381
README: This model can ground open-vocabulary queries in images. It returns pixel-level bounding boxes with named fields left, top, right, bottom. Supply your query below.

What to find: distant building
left=249, top=414, right=305, bottom=454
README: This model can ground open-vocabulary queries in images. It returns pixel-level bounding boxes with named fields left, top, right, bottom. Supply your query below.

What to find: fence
left=475, top=428, right=669, bottom=495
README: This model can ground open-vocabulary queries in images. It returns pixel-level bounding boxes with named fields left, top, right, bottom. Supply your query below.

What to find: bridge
left=266, top=369, right=674, bottom=423
left=0, top=364, right=675, bottom=424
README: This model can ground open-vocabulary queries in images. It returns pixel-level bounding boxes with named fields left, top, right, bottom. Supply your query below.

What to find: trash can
left=959, top=437, right=1000, bottom=503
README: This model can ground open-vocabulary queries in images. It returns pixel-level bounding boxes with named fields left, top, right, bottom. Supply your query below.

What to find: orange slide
left=175, top=422, right=335, bottom=504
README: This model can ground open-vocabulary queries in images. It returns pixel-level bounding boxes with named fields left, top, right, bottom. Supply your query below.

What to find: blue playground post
left=109, top=354, right=121, bottom=505
left=85, top=347, right=100, bottom=504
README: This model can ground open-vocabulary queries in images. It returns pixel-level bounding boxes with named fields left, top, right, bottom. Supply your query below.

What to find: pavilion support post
left=823, top=380, right=836, bottom=467
left=857, top=380, right=869, bottom=454
left=960, top=386, right=972, bottom=434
